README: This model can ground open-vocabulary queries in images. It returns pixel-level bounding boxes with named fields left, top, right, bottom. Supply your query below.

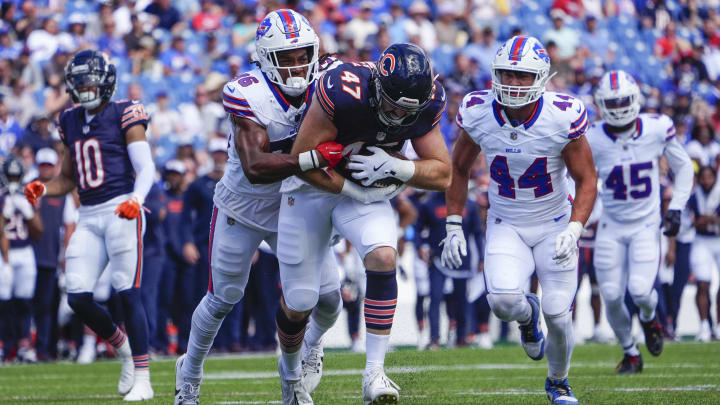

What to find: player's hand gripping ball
left=335, top=144, right=408, bottom=188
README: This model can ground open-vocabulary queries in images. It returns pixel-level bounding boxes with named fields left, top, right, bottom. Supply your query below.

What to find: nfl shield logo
left=510, top=132, right=518, bottom=140
left=376, top=132, right=387, bottom=141
left=82, top=125, right=90, bottom=134
left=287, top=196, right=294, bottom=206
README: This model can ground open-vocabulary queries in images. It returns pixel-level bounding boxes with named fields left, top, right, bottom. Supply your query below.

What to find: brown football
left=335, top=145, right=407, bottom=189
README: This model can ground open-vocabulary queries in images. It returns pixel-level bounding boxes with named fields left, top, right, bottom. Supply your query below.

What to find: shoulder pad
left=456, top=90, right=494, bottom=132
left=222, top=71, right=263, bottom=123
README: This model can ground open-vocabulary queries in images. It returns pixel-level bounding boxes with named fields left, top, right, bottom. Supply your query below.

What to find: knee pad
left=599, top=283, right=623, bottom=306
left=283, top=288, right=319, bottom=313
left=204, top=293, right=234, bottom=319
left=543, top=309, right=572, bottom=332
left=314, top=290, right=342, bottom=327
left=541, top=291, right=574, bottom=318
left=487, top=293, right=527, bottom=322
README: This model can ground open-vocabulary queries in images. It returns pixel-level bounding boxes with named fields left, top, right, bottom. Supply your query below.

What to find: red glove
left=114, top=197, right=142, bottom=219
left=24, top=180, right=46, bottom=207
left=316, top=142, right=344, bottom=169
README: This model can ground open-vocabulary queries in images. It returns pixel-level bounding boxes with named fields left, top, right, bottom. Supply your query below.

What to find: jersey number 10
left=73, top=139, right=105, bottom=189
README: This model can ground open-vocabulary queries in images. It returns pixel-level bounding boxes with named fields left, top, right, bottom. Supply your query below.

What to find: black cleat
left=641, top=317, right=664, bottom=356
left=616, top=353, right=643, bottom=374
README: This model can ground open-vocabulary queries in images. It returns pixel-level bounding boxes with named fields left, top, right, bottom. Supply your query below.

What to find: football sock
left=545, top=311, right=574, bottom=380
left=276, top=306, right=308, bottom=381
left=364, top=270, right=397, bottom=332
left=634, top=289, right=658, bottom=323
left=365, top=332, right=390, bottom=371
left=182, top=293, right=233, bottom=384
left=304, top=290, right=342, bottom=349
left=67, top=292, right=117, bottom=339
left=605, top=295, right=634, bottom=349
left=623, top=341, right=640, bottom=357
left=119, top=288, right=149, bottom=360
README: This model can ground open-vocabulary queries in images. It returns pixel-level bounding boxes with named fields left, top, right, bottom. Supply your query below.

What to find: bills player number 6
left=73, top=139, right=105, bottom=189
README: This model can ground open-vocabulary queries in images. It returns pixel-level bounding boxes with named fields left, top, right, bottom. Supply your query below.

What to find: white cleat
left=474, top=333, right=494, bottom=350
left=279, top=358, right=313, bottom=405
left=76, top=342, right=96, bottom=364
left=123, top=378, right=154, bottom=401
left=301, top=342, right=323, bottom=394
left=118, top=356, right=135, bottom=395
left=362, top=368, right=399, bottom=405
left=175, top=354, right=200, bottom=405
left=696, top=323, right=712, bottom=343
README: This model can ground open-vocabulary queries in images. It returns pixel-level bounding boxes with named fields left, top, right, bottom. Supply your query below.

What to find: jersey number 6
left=73, top=138, right=105, bottom=189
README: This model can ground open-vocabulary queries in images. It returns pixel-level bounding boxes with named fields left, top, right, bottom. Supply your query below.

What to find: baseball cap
left=164, top=159, right=186, bottom=174
left=36, top=148, right=59, bottom=166
left=208, top=137, right=227, bottom=153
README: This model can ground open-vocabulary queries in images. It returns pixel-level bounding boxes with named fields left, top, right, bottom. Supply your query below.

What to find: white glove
left=340, top=179, right=407, bottom=204
left=440, top=215, right=467, bottom=269
left=554, top=221, right=583, bottom=269
left=12, top=194, right=34, bottom=220
left=2, top=196, right=14, bottom=219
left=346, top=146, right=415, bottom=187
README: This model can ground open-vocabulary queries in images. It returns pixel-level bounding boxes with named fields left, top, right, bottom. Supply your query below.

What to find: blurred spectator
left=405, top=1, right=437, bottom=52
left=0, top=24, right=20, bottom=60
left=434, top=3, right=462, bottom=47
left=21, top=115, right=57, bottom=153
left=192, top=0, right=223, bottom=33
left=463, top=27, right=497, bottom=79
left=543, top=9, right=580, bottom=61
left=655, top=21, right=691, bottom=61
left=551, top=0, right=585, bottom=19
left=124, top=15, right=147, bottom=55
left=147, top=91, right=182, bottom=142
left=97, top=17, right=126, bottom=58
left=580, top=15, right=610, bottom=60
left=0, top=98, right=22, bottom=158
left=42, top=73, right=71, bottom=119
left=346, top=2, right=378, bottom=50
left=17, top=48, right=44, bottom=92
left=43, top=50, right=71, bottom=85
left=159, top=36, right=200, bottom=75
left=178, top=84, right=224, bottom=142
left=131, top=35, right=161, bottom=76
left=26, top=17, right=62, bottom=63
left=686, top=120, right=720, bottom=167
left=4, top=78, right=36, bottom=127
left=445, top=54, right=481, bottom=95
left=198, top=33, right=227, bottom=74
left=231, top=8, right=257, bottom=49
left=66, top=12, right=91, bottom=51
left=387, top=1, right=409, bottom=44
left=144, top=0, right=182, bottom=32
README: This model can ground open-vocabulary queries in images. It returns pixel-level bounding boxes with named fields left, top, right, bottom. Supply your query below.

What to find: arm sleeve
left=664, top=138, right=694, bottom=210
left=62, top=194, right=78, bottom=225
left=127, top=141, right=156, bottom=204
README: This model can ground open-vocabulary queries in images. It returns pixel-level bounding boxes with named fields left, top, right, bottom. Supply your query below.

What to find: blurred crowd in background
left=0, top=0, right=719, bottom=363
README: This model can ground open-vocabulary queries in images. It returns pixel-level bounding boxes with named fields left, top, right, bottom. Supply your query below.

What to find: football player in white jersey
left=174, top=9, right=346, bottom=405
left=443, top=36, right=597, bottom=405
left=587, top=70, right=693, bottom=373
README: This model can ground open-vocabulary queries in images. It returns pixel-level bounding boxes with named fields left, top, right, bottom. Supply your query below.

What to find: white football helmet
left=491, top=36, right=552, bottom=107
left=595, top=70, right=641, bottom=127
left=255, top=9, right=319, bottom=97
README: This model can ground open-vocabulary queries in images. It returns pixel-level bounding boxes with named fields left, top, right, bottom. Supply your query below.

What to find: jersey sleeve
left=315, top=68, right=341, bottom=122
left=456, top=90, right=493, bottom=145
left=567, top=98, right=588, bottom=140
left=222, top=80, right=261, bottom=125
left=427, top=81, right=447, bottom=130
left=57, top=111, right=68, bottom=145
left=658, top=114, right=676, bottom=142
left=120, top=101, right=150, bottom=133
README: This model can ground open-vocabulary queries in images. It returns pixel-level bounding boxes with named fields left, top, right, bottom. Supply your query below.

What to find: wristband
left=299, top=150, right=320, bottom=172
left=393, top=159, right=415, bottom=182
left=446, top=214, right=463, bottom=227
left=340, top=179, right=364, bottom=200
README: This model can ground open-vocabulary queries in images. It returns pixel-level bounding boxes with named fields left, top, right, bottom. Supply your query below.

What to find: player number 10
left=73, top=139, right=105, bottom=189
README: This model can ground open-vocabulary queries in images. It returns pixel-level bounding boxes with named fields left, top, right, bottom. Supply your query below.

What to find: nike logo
left=326, top=80, right=333, bottom=89
left=553, top=214, right=566, bottom=222
left=373, top=162, right=387, bottom=171
left=576, top=105, right=582, bottom=113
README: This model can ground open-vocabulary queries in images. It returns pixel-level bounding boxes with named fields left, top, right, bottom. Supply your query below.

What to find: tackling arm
left=445, top=131, right=482, bottom=216
left=562, top=136, right=597, bottom=226
left=408, top=125, right=452, bottom=191
left=233, top=116, right=300, bottom=184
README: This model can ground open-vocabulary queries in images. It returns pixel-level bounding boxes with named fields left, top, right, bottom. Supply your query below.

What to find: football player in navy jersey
left=0, top=157, right=42, bottom=363
left=278, top=43, right=451, bottom=404
left=25, top=50, right=155, bottom=401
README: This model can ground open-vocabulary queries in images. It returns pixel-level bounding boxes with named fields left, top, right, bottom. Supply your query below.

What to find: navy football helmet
left=2, top=155, right=25, bottom=193
left=64, top=50, right=117, bottom=110
left=373, top=43, right=434, bottom=127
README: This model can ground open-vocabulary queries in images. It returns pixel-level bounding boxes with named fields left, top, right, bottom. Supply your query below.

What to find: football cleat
left=118, top=355, right=135, bottom=395
left=16, top=347, right=37, bottom=363
left=301, top=341, right=324, bottom=394
left=175, top=354, right=200, bottom=405
left=278, top=358, right=313, bottom=405
left=640, top=317, right=664, bottom=356
left=123, top=377, right=154, bottom=401
left=519, top=294, right=545, bottom=361
left=362, top=368, right=400, bottom=405
left=616, top=353, right=643, bottom=374
left=545, top=378, right=579, bottom=404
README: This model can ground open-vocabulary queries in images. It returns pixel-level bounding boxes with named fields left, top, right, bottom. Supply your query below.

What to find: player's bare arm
left=408, top=125, right=451, bottom=191
left=38, top=146, right=77, bottom=198
left=232, top=115, right=308, bottom=184
left=562, top=135, right=597, bottom=226
left=445, top=130, right=482, bottom=216
left=290, top=94, right=346, bottom=193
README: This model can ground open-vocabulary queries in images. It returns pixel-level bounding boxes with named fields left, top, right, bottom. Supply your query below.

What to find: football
left=335, top=144, right=408, bottom=189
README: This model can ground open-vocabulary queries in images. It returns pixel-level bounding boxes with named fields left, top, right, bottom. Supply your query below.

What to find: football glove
left=340, top=179, right=406, bottom=204
left=440, top=215, right=467, bottom=269
left=347, top=146, right=415, bottom=187
left=554, top=221, right=582, bottom=269
left=316, top=142, right=344, bottom=169
left=114, top=196, right=142, bottom=219
left=24, top=180, right=46, bottom=207
left=662, top=209, right=681, bottom=236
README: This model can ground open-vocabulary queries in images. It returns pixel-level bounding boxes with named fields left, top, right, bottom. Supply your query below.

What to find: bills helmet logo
left=256, top=18, right=272, bottom=40
left=378, top=54, right=396, bottom=77
left=533, top=42, right=550, bottom=63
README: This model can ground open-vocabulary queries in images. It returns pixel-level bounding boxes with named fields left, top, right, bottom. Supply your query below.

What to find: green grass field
left=1, top=342, right=719, bottom=404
